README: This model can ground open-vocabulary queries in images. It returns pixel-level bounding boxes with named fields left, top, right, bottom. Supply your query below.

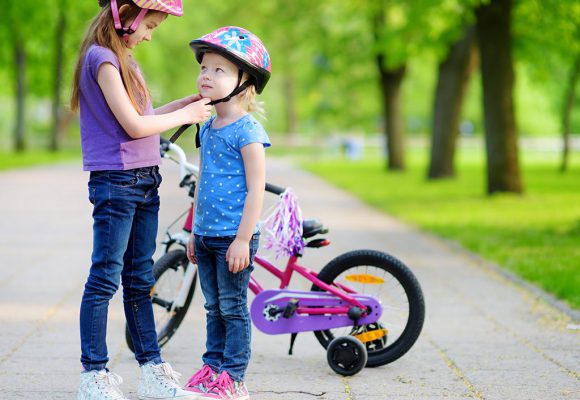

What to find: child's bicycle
left=125, top=138, right=425, bottom=376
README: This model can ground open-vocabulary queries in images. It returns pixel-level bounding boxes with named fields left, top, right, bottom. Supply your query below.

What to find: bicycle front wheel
left=126, top=249, right=197, bottom=353
left=311, top=249, right=425, bottom=367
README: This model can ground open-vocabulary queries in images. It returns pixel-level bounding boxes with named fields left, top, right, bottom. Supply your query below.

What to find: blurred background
left=0, top=0, right=578, bottom=309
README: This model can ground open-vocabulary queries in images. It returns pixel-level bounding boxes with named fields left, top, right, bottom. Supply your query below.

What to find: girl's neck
left=212, top=102, right=248, bottom=128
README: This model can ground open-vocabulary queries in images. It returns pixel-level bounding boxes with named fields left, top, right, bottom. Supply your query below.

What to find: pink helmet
left=99, top=0, right=183, bottom=38
left=190, top=26, right=271, bottom=94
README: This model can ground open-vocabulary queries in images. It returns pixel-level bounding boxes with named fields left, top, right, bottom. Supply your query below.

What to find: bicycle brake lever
left=179, top=174, right=192, bottom=188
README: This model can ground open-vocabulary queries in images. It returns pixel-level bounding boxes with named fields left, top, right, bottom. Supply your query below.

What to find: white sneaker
left=77, top=370, right=129, bottom=400
left=138, top=362, right=200, bottom=400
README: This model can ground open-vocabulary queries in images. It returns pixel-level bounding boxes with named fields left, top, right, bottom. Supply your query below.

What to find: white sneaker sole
left=138, top=394, right=201, bottom=400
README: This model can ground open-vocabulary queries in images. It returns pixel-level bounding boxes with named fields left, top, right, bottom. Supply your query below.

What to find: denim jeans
left=194, top=234, right=260, bottom=382
left=80, top=166, right=163, bottom=371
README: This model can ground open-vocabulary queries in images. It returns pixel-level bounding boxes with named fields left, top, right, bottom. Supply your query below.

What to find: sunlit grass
left=303, top=148, right=580, bottom=309
left=0, top=149, right=81, bottom=171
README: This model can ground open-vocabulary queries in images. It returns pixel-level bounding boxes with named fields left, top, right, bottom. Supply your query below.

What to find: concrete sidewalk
left=0, top=158, right=578, bottom=399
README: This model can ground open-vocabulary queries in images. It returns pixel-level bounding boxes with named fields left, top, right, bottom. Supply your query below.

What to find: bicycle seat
left=302, top=220, right=327, bottom=238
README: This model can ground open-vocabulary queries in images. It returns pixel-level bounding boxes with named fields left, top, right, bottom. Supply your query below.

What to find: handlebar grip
left=265, top=183, right=285, bottom=195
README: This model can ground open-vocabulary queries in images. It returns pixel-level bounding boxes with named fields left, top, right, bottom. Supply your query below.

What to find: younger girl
left=183, top=27, right=272, bottom=400
left=71, top=1, right=211, bottom=399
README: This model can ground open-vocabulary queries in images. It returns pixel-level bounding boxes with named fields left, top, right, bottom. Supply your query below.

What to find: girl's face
left=124, top=12, right=166, bottom=49
left=197, top=53, right=240, bottom=101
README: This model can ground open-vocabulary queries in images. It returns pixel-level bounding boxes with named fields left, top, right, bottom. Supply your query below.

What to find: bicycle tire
left=126, top=249, right=197, bottom=353
left=311, top=249, right=425, bottom=367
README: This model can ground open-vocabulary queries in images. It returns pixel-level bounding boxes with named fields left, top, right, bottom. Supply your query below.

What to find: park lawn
left=303, top=148, right=580, bottom=310
left=0, top=149, right=81, bottom=171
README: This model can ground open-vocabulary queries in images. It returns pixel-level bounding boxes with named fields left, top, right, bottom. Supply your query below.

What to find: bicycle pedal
left=283, top=299, right=299, bottom=319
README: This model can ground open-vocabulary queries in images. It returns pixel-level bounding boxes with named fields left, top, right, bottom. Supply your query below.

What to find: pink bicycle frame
left=249, top=254, right=368, bottom=316
left=181, top=204, right=368, bottom=316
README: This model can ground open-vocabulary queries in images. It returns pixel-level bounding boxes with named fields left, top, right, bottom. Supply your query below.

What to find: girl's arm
left=154, top=94, right=202, bottom=115
left=227, top=143, right=266, bottom=273
left=98, top=63, right=212, bottom=139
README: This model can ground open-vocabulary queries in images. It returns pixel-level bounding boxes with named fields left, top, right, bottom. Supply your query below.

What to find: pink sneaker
left=184, top=365, right=217, bottom=394
left=199, top=371, right=249, bottom=400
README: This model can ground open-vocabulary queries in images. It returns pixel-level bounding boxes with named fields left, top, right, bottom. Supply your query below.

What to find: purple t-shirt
left=79, top=44, right=160, bottom=171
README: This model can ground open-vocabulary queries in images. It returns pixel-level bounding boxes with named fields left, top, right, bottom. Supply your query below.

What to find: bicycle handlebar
left=160, top=138, right=286, bottom=195
left=265, top=183, right=285, bottom=195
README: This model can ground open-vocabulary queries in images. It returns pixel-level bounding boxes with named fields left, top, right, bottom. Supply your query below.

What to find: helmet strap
left=209, top=70, right=252, bottom=105
left=169, top=70, right=255, bottom=146
left=110, top=0, right=148, bottom=39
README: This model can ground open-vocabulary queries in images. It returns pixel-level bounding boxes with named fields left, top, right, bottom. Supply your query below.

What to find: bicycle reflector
left=345, top=274, right=385, bottom=284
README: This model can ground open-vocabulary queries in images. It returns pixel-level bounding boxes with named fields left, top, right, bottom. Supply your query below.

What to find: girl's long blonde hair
left=239, top=75, right=265, bottom=117
left=70, top=0, right=161, bottom=114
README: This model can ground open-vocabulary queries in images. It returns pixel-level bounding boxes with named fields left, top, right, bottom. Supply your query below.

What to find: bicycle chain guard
left=251, top=289, right=382, bottom=335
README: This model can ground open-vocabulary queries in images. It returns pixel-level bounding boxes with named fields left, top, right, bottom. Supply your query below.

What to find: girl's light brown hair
left=70, top=0, right=162, bottom=114
left=239, top=73, right=265, bottom=117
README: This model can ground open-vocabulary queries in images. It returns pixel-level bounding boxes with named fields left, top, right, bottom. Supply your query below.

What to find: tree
left=475, top=0, right=522, bottom=194
left=49, top=0, right=94, bottom=151
left=372, top=6, right=407, bottom=170
left=428, top=24, right=478, bottom=179
left=515, top=0, right=580, bottom=173
left=560, top=54, right=580, bottom=172
left=2, top=2, right=28, bottom=151
left=1, top=1, right=58, bottom=151
left=50, top=6, right=66, bottom=151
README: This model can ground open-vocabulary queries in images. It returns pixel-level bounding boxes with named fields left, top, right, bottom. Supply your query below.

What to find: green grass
left=0, top=149, right=81, bottom=171
left=303, top=148, right=580, bottom=309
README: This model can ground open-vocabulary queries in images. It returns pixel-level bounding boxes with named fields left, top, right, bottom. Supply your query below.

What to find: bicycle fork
left=171, top=262, right=197, bottom=310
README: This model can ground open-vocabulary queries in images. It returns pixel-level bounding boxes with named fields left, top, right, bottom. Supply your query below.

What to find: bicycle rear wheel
left=126, top=249, right=197, bottom=353
left=311, top=249, right=424, bottom=367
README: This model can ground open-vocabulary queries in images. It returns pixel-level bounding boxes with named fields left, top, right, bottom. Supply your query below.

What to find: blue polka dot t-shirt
left=194, top=114, right=270, bottom=237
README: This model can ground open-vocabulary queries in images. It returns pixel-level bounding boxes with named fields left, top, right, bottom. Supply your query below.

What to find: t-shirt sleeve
left=199, top=116, right=215, bottom=142
left=87, top=46, right=120, bottom=80
left=237, top=118, right=271, bottom=149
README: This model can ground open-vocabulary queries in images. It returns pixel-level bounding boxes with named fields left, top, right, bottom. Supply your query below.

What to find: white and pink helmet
left=189, top=26, right=272, bottom=94
left=99, top=0, right=183, bottom=38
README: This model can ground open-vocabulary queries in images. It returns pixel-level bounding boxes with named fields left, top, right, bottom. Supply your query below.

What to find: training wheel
left=326, top=336, right=368, bottom=376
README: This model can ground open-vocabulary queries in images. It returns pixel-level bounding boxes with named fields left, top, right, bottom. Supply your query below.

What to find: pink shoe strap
left=186, top=365, right=214, bottom=387
left=207, top=371, right=234, bottom=395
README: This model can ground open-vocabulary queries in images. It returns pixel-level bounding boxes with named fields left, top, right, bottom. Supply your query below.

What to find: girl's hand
left=186, top=234, right=197, bottom=264
left=182, top=98, right=212, bottom=124
left=226, top=238, right=250, bottom=274
left=181, top=93, right=203, bottom=107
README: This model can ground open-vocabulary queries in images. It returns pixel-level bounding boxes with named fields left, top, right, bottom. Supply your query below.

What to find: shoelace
left=152, top=363, right=182, bottom=388
left=94, top=371, right=125, bottom=399
left=186, top=365, right=214, bottom=387
left=206, top=371, right=234, bottom=396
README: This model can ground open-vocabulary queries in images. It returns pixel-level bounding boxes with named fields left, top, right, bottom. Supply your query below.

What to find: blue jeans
left=194, top=234, right=260, bottom=382
left=80, top=167, right=163, bottom=371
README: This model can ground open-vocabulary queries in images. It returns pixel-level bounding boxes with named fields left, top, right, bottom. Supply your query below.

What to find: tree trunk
left=377, top=55, right=406, bottom=171
left=372, top=7, right=406, bottom=171
left=560, top=53, right=579, bottom=173
left=14, top=35, right=26, bottom=152
left=428, top=25, right=477, bottom=179
left=475, top=0, right=522, bottom=194
left=50, top=10, right=66, bottom=152
left=284, top=74, right=298, bottom=135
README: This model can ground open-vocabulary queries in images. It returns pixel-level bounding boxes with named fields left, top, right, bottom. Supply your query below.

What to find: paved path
left=0, top=158, right=578, bottom=399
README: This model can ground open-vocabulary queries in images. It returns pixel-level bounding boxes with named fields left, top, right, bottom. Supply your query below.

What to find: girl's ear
left=118, top=4, right=132, bottom=25
left=118, top=4, right=130, bottom=13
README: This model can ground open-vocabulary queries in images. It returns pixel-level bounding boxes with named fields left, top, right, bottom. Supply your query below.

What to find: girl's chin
left=199, top=90, right=218, bottom=100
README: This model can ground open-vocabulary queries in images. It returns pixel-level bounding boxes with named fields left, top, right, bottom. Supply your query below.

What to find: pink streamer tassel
left=262, top=188, right=305, bottom=258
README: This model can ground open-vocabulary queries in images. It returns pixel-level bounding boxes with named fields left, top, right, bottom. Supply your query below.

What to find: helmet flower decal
left=217, top=28, right=252, bottom=55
